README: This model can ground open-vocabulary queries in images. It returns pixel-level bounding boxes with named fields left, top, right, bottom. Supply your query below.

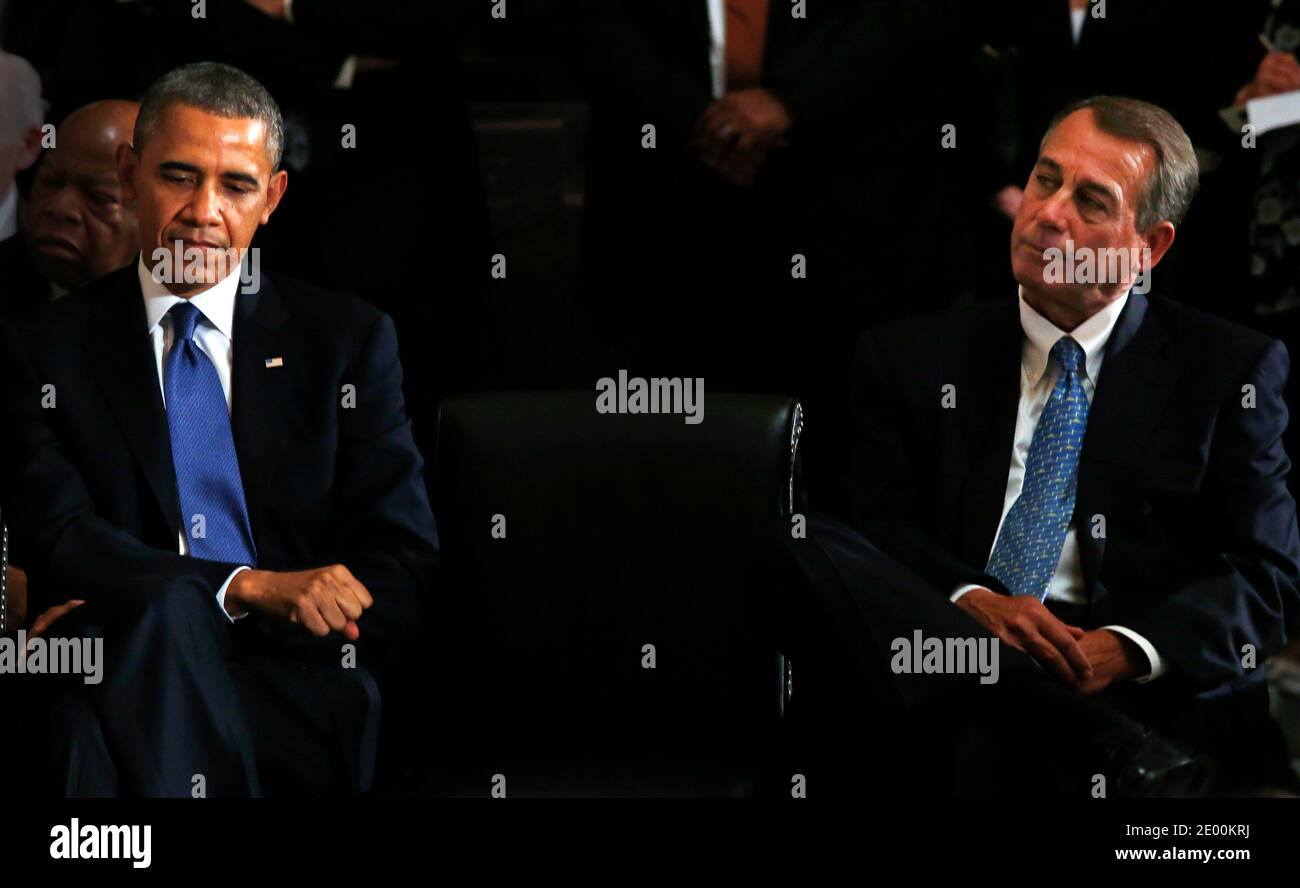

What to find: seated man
left=1, top=99, right=142, bottom=628
left=0, top=61, right=437, bottom=796
left=2, top=100, right=142, bottom=311
left=779, top=95, right=1300, bottom=796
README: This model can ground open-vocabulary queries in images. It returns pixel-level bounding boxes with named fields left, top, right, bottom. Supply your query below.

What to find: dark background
left=0, top=0, right=1290, bottom=502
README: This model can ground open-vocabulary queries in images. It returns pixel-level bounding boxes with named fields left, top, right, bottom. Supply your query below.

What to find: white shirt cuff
left=216, top=566, right=252, bottom=623
left=951, top=583, right=985, bottom=603
left=283, top=0, right=295, bottom=24
left=1101, top=624, right=1165, bottom=682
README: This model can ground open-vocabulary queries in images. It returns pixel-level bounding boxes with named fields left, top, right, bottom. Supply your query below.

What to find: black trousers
left=762, top=512, right=1272, bottom=797
left=7, top=576, right=380, bottom=797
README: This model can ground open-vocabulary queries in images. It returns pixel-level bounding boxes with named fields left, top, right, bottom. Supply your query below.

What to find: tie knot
left=1050, top=336, right=1085, bottom=375
left=168, top=300, right=202, bottom=342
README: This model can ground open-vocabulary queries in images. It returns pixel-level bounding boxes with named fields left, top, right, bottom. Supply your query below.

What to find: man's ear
left=116, top=142, right=138, bottom=204
left=17, top=125, right=42, bottom=171
left=260, top=168, right=288, bottom=224
left=1141, top=220, right=1176, bottom=272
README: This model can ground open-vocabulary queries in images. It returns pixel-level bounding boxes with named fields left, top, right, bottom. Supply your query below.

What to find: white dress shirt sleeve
left=216, top=566, right=253, bottom=621
left=1101, top=625, right=1166, bottom=682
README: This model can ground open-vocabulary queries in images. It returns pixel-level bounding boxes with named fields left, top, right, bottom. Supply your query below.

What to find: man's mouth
left=32, top=235, right=82, bottom=260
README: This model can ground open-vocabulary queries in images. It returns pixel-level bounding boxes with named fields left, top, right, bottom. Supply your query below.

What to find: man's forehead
left=149, top=105, right=271, bottom=161
left=41, top=147, right=118, bottom=178
left=1041, top=113, right=1154, bottom=193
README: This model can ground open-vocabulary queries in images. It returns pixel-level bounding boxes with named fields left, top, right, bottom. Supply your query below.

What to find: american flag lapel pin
left=265, top=357, right=284, bottom=368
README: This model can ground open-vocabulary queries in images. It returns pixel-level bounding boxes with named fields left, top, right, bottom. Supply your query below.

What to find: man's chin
left=31, top=254, right=89, bottom=290
left=1011, top=260, right=1059, bottom=292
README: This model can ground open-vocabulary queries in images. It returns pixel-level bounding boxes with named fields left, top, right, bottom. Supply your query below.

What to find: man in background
left=1, top=99, right=139, bottom=319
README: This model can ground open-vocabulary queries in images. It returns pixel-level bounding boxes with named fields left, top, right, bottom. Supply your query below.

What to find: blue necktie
left=985, top=336, right=1088, bottom=601
left=163, top=301, right=257, bottom=566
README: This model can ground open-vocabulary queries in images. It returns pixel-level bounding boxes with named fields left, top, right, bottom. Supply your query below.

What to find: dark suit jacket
left=0, top=235, right=52, bottom=323
left=0, top=260, right=438, bottom=649
left=842, top=292, right=1300, bottom=700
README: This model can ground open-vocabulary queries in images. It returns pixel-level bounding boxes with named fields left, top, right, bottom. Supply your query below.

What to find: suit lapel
left=230, top=268, right=298, bottom=543
left=956, top=299, right=1025, bottom=567
left=87, top=264, right=181, bottom=535
left=1076, top=292, right=1177, bottom=600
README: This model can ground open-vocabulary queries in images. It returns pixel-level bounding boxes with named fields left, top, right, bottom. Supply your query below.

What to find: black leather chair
left=413, top=391, right=802, bottom=796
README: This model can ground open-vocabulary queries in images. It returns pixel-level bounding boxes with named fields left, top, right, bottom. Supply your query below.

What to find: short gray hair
left=1040, top=95, right=1199, bottom=232
left=0, top=51, right=43, bottom=145
left=134, top=62, right=284, bottom=171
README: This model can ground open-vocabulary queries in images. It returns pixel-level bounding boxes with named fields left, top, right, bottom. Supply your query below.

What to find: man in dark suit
left=0, top=99, right=141, bottom=322
left=780, top=95, right=1300, bottom=796
left=577, top=0, right=969, bottom=503
left=0, top=61, right=437, bottom=796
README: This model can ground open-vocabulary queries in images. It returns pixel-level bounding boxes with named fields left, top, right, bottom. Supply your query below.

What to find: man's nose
left=38, top=186, right=82, bottom=228
left=1035, top=189, right=1073, bottom=233
left=186, top=182, right=223, bottom=228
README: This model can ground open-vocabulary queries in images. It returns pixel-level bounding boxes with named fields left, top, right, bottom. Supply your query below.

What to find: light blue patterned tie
left=985, top=336, right=1088, bottom=601
left=164, top=301, right=257, bottom=566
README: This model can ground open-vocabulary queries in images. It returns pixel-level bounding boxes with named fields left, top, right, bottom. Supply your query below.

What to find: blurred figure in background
left=962, top=1, right=1188, bottom=302
left=1, top=99, right=139, bottom=318
left=576, top=0, right=969, bottom=504
left=0, top=49, right=41, bottom=244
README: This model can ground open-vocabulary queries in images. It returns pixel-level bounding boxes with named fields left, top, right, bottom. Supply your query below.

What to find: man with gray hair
left=0, top=61, right=438, bottom=797
left=0, top=50, right=42, bottom=243
left=778, top=95, right=1300, bottom=796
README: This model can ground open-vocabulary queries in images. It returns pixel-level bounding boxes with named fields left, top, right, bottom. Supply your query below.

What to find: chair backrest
left=432, top=391, right=802, bottom=761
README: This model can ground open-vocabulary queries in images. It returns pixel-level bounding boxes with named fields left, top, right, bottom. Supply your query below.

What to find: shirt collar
left=138, top=252, right=241, bottom=340
left=1018, top=285, right=1129, bottom=386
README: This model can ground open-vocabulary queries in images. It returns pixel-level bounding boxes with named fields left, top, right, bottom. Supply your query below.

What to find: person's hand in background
left=695, top=88, right=793, bottom=186
left=241, top=0, right=288, bottom=20
left=991, top=185, right=1024, bottom=220
left=27, top=598, right=85, bottom=641
left=1235, top=50, right=1300, bottom=104
left=4, top=566, right=27, bottom=629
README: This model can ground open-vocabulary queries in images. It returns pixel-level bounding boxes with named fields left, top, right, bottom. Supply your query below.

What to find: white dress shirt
left=0, top=183, right=17, bottom=242
left=1070, top=6, right=1087, bottom=45
left=137, top=256, right=251, bottom=622
left=951, top=287, right=1165, bottom=682
left=705, top=0, right=727, bottom=99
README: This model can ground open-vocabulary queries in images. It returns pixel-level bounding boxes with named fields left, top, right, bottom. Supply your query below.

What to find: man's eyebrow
left=1076, top=179, right=1119, bottom=208
left=220, top=170, right=261, bottom=188
left=158, top=160, right=200, bottom=175
left=1035, top=156, right=1119, bottom=207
